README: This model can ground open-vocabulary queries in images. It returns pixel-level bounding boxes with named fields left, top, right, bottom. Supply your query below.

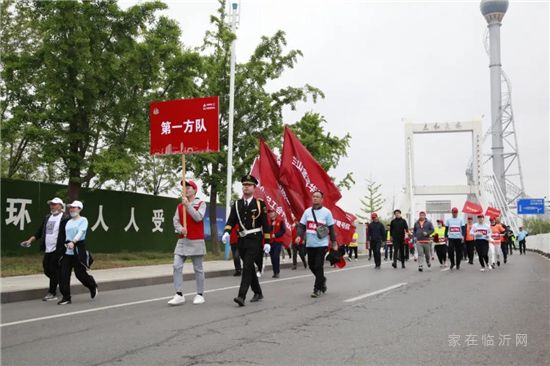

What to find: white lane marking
left=343, top=282, right=407, bottom=303
left=1, top=262, right=377, bottom=328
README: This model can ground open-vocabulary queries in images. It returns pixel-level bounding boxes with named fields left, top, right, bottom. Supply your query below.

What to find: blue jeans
left=270, top=242, right=283, bottom=274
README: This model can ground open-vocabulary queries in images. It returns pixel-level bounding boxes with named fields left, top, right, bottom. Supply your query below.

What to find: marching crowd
left=21, top=173, right=529, bottom=307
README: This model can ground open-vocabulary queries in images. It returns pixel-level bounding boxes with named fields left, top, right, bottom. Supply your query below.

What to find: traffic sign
left=517, top=198, right=545, bottom=215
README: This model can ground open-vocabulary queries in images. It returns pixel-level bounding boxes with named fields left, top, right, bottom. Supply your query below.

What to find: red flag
left=329, top=204, right=356, bottom=245
left=462, top=200, right=483, bottom=215
left=279, top=127, right=353, bottom=245
left=485, top=206, right=501, bottom=218
left=253, top=140, right=294, bottom=246
left=279, top=127, right=342, bottom=217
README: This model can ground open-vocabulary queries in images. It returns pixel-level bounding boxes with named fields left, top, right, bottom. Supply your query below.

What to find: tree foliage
left=357, top=178, right=385, bottom=221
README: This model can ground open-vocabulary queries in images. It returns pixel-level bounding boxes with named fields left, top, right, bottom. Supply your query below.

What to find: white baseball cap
left=67, top=200, right=84, bottom=209
left=47, top=197, right=64, bottom=205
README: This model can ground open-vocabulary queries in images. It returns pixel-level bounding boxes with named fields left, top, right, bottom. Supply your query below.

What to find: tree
left=290, top=112, right=354, bottom=189
left=0, top=0, right=201, bottom=200
left=357, top=178, right=385, bottom=221
left=186, top=1, right=324, bottom=253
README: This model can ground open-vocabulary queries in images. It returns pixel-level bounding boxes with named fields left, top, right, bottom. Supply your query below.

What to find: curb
left=1, top=262, right=297, bottom=304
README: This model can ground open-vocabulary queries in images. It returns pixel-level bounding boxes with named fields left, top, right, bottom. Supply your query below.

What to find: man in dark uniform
left=222, top=175, right=271, bottom=307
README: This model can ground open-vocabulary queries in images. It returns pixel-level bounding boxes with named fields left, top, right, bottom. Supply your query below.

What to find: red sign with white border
left=150, top=96, right=219, bottom=155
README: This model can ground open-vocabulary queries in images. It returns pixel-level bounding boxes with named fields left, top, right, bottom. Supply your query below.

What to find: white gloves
left=222, top=232, right=230, bottom=244
left=263, top=244, right=271, bottom=254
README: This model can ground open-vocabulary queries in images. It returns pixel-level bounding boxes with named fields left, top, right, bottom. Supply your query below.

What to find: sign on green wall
left=1, top=179, right=226, bottom=256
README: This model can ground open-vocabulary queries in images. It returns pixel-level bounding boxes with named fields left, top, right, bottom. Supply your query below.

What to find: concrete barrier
left=525, top=233, right=550, bottom=257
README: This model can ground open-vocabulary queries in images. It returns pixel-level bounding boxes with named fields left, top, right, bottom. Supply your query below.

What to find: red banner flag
left=252, top=140, right=294, bottom=246
left=279, top=127, right=342, bottom=217
left=485, top=206, right=501, bottom=218
left=462, top=200, right=483, bottom=215
left=149, top=96, right=219, bottom=155
left=330, top=204, right=356, bottom=245
left=279, top=127, right=353, bottom=245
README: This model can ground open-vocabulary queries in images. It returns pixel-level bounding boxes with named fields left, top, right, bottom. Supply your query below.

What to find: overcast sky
left=127, top=0, right=549, bottom=217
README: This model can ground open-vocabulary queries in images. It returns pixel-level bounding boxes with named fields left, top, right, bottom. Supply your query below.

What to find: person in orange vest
left=230, top=225, right=242, bottom=276
left=268, top=209, right=286, bottom=278
left=489, top=216, right=505, bottom=269
left=464, top=217, right=476, bottom=265
left=168, top=180, right=206, bottom=306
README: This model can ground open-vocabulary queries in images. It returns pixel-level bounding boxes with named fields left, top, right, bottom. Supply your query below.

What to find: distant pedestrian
left=445, top=207, right=465, bottom=270
left=489, top=216, right=505, bottom=269
left=230, top=225, right=242, bottom=276
left=291, top=216, right=307, bottom=269
left=464, top=217, right=476, bottom=265
left=390, top=209, right=409, bottom=269
left=384, top=224, right=393, bottom=261
left=268, top=209, right=286, bottom=278
left=432, top=219, right=447, bottom=268
left=517, top=226, right=528, bottom=255
left=471, top=214, right=491, bottom=271
left=413, top=211, right=434, bottom=272
left=349, top=231, right=359, bottom=261
left=367, top=213, right=385, bottom=269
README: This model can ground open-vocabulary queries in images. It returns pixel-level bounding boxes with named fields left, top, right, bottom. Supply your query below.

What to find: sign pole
left=182, top=152, right=187, bottom=231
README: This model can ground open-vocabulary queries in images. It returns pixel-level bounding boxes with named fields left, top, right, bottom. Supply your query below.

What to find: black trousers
left=292, top=244, right=307, bottom=267
left=270, top=242, right=282, bottom=274
left=350, top=246, right=358, bottom=259
left=519, top=239, right=526, bottom=254
left=501, top=241, right=508, bottom=261
left=338, top=245, right=347, bottom=258
left=434, top=245, right=447, bottom=264
left=371, top=240, right=382, bottom=266
left=475, top=240, right=489, bottom=268
left=230, top=245, right=241, bottom=271
left=307, top=247, right=327, bottom=292
left=465, top=240, right=475, bottom=263
left=43, top=252, right=61, bottom=295
left=448, top=239, right=463, bottom=268
left=59, top=255, right=97, bottom=300
left=238, top=238, right=262, bottom=299
left=384, top=245, right=393, bottom=260
left=393, top=239, right=406, bottom=265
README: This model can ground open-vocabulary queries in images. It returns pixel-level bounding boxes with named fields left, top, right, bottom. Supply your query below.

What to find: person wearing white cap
left=57, top=200, right=98, bottom=305
left=168, top=180, right=207, bottom=306
left=21, top=197, right=69, bottom=301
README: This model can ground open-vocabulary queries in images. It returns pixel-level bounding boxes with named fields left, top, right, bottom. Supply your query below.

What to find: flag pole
left=182, top=152, right=187, bottom=231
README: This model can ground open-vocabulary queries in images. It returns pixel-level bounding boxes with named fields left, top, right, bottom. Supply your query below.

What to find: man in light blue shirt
left=296, top=191, right=337, bottom=298
left=445, top=207, right=466, bottom=270
left=517, top=226, right=528, bottom=255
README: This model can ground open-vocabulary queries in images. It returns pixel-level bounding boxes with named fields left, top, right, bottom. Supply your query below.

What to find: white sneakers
left=168, top=294, right=186, bottom=306
left=193, top=295, right=205, bottom=304
left=168, top=294, right=205, bottom=306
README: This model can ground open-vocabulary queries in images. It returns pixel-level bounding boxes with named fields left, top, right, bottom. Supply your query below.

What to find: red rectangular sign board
left=150, top=96, right=219, bottom=155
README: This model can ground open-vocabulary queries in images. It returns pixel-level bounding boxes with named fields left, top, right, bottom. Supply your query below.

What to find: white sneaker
left=168, top=294, right=185, bottom=306
left=480, top=268, right=486, bottom=272
left=193, top=295, right=205, bottom=304
left=354, top=258, right=358, bottom=261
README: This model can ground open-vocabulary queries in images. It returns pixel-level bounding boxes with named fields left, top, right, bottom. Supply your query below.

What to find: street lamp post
left=224, top=1, right=239, bottom=260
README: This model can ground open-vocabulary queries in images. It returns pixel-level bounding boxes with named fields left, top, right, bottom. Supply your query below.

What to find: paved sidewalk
left=0, top=256, right=296, bottom=303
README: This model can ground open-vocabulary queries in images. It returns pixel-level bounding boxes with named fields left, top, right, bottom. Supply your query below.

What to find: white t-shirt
left=45, top=214, right=62, bottom=253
